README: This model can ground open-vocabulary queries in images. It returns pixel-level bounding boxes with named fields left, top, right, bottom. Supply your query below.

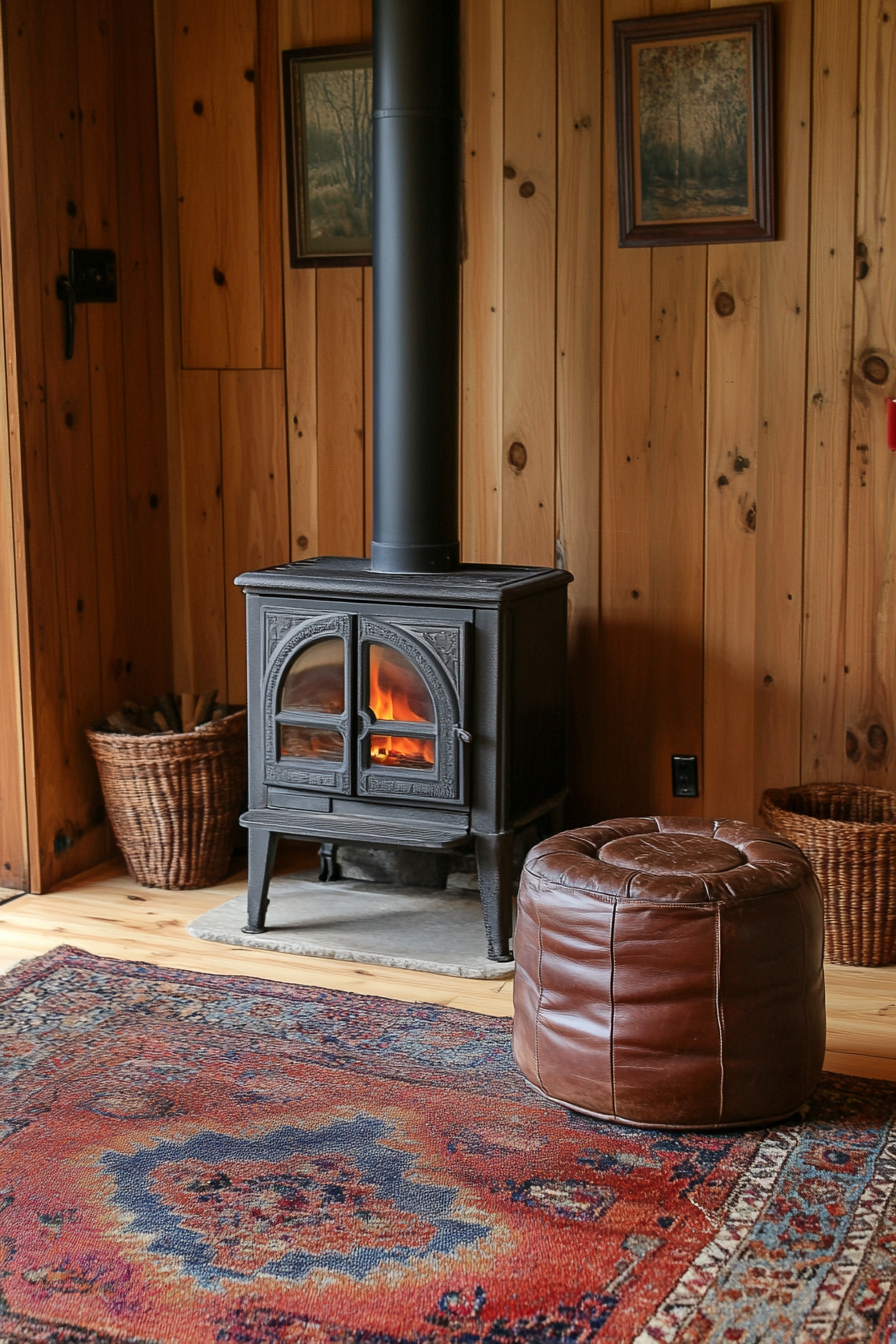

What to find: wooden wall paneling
left=174, top=0, right=263, bottom=369
left=801, top=0, right=860, bottom=784
left=751, top=0, right=812, bottom=813
left=316, top=268, right=365, bottom=556
left=258, top=0, right=284, bottom=370
left=278, top=1, right=317, bottom=563
left=460, top=0, right=503, bottom=565
left=363, top=266, right=373, bottom=555
left=502, top=0, right=556, bottom=569
left=647, top=245, right=707, bottom=817
left=155, top=0, right=190, bottom=693
left=310, top=0, right=362, bottom=46
left=557, top=0, right=601, bottom=825
left=112, top=0, right=174, bottom=704
left=7, top=0, right=110, bottom=887
left=596, top=0, right=653, bottom=821
left=76, top=0, right=132, bottom=718
left=0, top=13, right=29, bottom=889
left=844, top=0, right=896, bottom=787
left=703, top=244, right=760, bottom=823
left=221, top=369, right=291, bottom=703
left=178, top=371, right=228, bottom=697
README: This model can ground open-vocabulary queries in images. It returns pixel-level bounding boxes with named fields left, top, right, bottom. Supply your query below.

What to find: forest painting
left=634, top=33, right=752, bottom=224
left=285, top=47, right=372, bottom=266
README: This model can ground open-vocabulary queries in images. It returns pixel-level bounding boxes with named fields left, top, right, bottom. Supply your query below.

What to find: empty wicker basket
left=86, top=709, right=247, bottom=890
left=760, top=782, right=896, bottom=966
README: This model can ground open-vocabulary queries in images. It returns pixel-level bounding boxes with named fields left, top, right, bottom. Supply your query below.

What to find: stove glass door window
left=366, top=643, right=435, bottom=772
left=278, top=637, right=346, bottom=763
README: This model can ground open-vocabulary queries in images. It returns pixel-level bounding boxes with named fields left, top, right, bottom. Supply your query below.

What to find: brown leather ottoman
left=512, top=816, right=826, bottom=1130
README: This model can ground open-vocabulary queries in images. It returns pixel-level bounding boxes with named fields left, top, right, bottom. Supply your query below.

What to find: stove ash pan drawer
left=252, top=604, right=470, bottom=806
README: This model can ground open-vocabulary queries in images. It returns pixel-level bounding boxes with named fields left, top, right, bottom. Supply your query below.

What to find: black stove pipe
left=370, top=0, right=461, bottom=574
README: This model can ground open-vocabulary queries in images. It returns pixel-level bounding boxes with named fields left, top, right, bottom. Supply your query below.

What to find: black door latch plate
left=56, top=248, right=117, bottom=359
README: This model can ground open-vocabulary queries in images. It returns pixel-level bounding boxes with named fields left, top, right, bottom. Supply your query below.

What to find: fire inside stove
left=368, top=644, right=435, bottom=770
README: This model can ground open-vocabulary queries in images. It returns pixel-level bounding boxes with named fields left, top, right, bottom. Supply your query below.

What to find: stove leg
left=318, top=842, right=338, bottom=882
left=475, top=830, right=514, bottom=962
left=242, top=828, right=279, bottom=934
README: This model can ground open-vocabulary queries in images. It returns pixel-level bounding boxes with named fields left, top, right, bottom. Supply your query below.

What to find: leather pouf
left=512, top=816, right=826, bottom=1130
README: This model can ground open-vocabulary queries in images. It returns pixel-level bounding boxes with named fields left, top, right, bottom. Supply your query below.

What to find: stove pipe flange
left=370, top=0, right=461, bottom=574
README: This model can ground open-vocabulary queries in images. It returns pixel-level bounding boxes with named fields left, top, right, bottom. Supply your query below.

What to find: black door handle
left=55, top=249, right=117, bottom=360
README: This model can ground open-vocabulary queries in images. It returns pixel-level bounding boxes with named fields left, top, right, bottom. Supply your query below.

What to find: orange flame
left=370, top=734, right=435, bottom=769
left=369, top=646, right=433, bottom=724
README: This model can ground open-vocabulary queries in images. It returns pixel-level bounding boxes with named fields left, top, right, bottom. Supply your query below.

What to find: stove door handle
left=454, top=725, right=472, bottom=745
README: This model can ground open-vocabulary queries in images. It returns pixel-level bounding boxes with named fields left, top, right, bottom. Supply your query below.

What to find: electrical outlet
left=672, top=755, right=699, bottom=798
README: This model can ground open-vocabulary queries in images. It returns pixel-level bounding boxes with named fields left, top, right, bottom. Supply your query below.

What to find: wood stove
left=236, top=0, right=572, bottom=962
left=236, top=557, right=569, bottom=959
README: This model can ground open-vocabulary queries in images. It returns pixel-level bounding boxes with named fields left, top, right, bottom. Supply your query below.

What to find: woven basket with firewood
left=86, top=691, right=247, bottom=890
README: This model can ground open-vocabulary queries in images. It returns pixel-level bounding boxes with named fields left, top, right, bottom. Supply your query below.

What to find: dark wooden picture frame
left=283, top=43, right=372, bottom=268
left=614, top=4, right=775, bottom=247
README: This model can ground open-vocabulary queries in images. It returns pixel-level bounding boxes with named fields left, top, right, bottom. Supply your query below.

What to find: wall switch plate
left=672, top=754, right=699, bottom=797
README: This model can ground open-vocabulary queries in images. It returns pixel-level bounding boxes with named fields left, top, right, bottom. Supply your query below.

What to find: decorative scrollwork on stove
left=396, top=624, right=462, bottom=691
left=265, top=611, right=313, bottom=664
left=266, top=764, right=337, bottom=789
left=357, top=618, right=462, bottom=802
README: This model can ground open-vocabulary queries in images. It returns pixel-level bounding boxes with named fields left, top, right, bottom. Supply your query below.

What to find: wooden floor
left=0, top=855, right=893, bottom=1081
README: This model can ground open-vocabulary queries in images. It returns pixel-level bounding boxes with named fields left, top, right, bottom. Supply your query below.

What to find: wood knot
left=868, top=722, right=889, bottom=754
left=503, top=164, right=516, bottom=179
left=213, top=267, right=226, bottom=286
left=66, top=200, right=77, bottom=218
left=192, top=99, right=204, bottom=115
left=519, top=181, right=535, bottom=198
left=508, top=441, right=528, bottom=472
left=862, top=354, right=890, bottom=384
left=714, top=291, right=735, bottom=317
left=64, top=411, right=75, bottom=428
left=244, top=69, right=255, bottom=82
left=297, top=535, right=309, bottom=550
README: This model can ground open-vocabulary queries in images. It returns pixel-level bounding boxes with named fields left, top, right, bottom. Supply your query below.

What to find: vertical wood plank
left=113, top=0, right=174, bottom=703
left=502, top=0, right=556, bottom=568
left=76, top=0, right=132, bottom=719
left=155, top=0, right=190, bottom=693
left=311, top=0, right=362, bottom=45
left=174, top=0, right=263, bottom=369
left=317, top=267, right=364, bottom=556
left=557, top=0, right=601, bottom=825
left=258, top=0, right=284, bottom=369
left=802, top=0, right=860, bottom=784
left=752, top=0, right=812, bottom=813
left=703, top=246, right=760, bottom=822
left=0, top=15, right=29, bottom=889
left=844, top=0, right=896, bottom=786
left=280, top=0, right=317, bottom=561
left=5, top=0, right=108, bottom=887
left=597, top=0, right=654, bottom=821
left=178, top=372, right=228, bottom=697
left=221, top=369, right=291, bottom=703
left=363, top=265, right=373, bottom=556
left=461, top=0, right=503, bottom=565
left=647, top=245, right=706, bottom=817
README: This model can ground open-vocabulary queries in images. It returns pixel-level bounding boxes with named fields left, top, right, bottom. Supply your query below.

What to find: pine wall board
left=2, top=0, right=172, bottom=891
left=155, top=0, right=896, bottom=831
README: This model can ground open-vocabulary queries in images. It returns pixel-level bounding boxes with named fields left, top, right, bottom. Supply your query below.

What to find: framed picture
left=613, top=4, right=775, bottom=247
left=282, top=43, right=372, bottom=268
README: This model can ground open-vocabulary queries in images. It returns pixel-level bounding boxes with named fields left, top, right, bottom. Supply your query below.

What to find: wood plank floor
left=1, top=855, right=893, bottom=1081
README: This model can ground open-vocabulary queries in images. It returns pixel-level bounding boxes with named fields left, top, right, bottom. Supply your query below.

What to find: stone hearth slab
left=187, top=869, right=515, bottom=979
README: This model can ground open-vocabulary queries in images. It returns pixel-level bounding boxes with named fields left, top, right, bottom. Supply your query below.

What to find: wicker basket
left=86, top=709, right=247, bottom=890
left=760, top=782, right=896, bottom=966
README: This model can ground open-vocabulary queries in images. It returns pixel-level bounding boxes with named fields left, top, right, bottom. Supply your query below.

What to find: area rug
left=0, top=949, right=894, bottom=1344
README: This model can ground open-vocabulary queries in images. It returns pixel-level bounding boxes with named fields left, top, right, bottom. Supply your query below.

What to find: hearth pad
left=187, top=869, right=515, bottom=979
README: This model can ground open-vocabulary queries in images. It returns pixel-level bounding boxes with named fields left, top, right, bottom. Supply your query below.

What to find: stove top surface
left=236, top=556, right=572, bottom=605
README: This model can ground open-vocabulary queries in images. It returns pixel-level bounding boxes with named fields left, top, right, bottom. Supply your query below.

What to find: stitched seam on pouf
left=714, top=905, right=725, bottom=1125
left=609, top=902, right=617, bottom=1119
left=533, top=914, right=546, bottom=1091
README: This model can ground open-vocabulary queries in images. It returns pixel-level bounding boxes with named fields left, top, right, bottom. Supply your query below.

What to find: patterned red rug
left=0, top=947, right=894, bottom=1344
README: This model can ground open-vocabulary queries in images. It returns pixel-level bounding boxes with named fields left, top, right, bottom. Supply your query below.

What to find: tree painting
left=300, top=57, right=372, bottom=251
left=635, top=34, right=751, bottom=223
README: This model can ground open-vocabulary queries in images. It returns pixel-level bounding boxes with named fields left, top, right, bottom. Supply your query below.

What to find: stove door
left=263, top=612, right=353, bottom=793
left=356, top=618, right=468, bottom=803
